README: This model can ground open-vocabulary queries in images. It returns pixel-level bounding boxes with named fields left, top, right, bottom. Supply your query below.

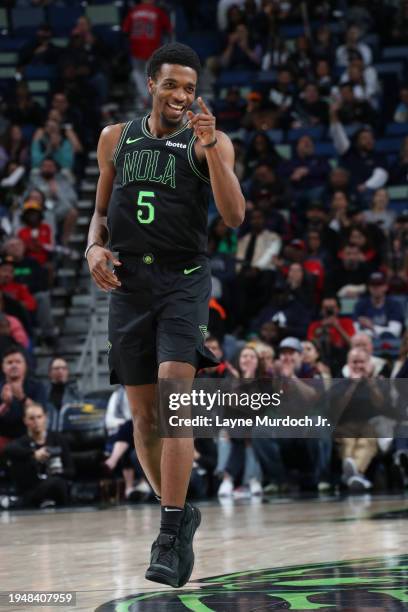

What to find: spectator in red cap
left=17, top=199, right=53, bottom=267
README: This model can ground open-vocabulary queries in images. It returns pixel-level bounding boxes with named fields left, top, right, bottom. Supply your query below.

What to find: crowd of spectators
left=0, top=0, right=407, bottom=508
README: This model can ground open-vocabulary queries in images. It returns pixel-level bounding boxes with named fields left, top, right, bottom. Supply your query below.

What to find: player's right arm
left=86, top=124, right=123, bottom=292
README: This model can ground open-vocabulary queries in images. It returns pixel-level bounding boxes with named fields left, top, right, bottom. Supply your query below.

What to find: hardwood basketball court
left=1, top=495, right=407, bottom=611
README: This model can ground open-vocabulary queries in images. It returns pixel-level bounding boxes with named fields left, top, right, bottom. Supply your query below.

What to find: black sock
left=160, top=505, right=184, bottom=537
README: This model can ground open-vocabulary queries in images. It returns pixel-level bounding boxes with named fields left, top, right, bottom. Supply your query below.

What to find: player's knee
left=132, top=409, right=158, bottom=442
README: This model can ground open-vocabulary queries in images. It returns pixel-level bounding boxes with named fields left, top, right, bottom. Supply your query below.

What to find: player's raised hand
left=87, top=245, right=122, bottom=292
left=186, top=97, right=216, bottom=146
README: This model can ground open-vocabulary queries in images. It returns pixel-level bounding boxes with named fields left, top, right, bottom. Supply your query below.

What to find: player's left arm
left=188, top=97, right=245, bottom=228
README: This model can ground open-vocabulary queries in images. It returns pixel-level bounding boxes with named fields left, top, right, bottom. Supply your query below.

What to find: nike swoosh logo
left=126, top=137, right=143, bottom=144
left=164, top=508, right=183, bottom=512
left=184, top=266, right=202, bottom=275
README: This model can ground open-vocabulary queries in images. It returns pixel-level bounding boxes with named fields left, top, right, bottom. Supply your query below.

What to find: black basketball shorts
left=108, top=253, right=218, bottom=385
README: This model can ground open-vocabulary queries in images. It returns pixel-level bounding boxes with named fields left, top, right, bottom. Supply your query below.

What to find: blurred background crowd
left=0, top=0, right=407, bottom=509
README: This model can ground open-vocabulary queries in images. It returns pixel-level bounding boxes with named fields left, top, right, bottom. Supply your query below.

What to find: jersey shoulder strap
left=112, top=119, right=142, bottom=166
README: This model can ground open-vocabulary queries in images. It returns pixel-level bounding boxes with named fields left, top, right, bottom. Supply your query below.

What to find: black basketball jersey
left=107, top=115, right=211, bottom=260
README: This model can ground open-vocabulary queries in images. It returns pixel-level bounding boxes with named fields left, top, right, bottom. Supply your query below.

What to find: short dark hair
left=146, top=43, right=201, bottom=80
left=2, top=345, right=27, bottom=362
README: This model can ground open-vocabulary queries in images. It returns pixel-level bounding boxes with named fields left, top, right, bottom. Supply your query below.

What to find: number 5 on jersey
left=137, top=190, right=155, bottom=224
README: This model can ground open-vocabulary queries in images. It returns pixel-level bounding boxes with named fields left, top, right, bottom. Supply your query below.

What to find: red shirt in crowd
left=307, top=318, right=355, bottom=348
left=123, top=3, right=172, bottom=60
left=0, top=281, right=37, bottom=312
left=18, top=223, right=52, bottom=266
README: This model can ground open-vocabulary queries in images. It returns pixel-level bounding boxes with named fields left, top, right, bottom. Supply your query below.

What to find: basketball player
left=86, top=43, right=245, bottom=588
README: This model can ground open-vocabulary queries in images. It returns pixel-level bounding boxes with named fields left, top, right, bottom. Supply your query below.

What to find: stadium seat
left=287, top=126, right=326, bottom=142
left=48, top=6, right=84, bottom=36
left=266, top=129, right=283, bottom=143
left=86, top=5, right=119, bottom=26
left=279, top=24, right=304, bottom=38
left=387, top=185, right=408, bottom=200
left=24, top=65, right=56, bottom=80
left=382, top=46, right=408, bottom=60
left=11, top=8, right=44, bottom=35
left=389, top=201, right=408, bottom=214
left=0, top=8, right=8, bottom=30
left=257, top=70, right=277, bottom=84
left=183, top=32, right=221, bottom=61
left=27, top=79, right=50, bottom=93
left=313, top=142, right=336, bottom=157
left=375, top=138, right=402, bottom=153
left=276, top=144, right=291, bottom=159
left=375, top=62, right=405, bottom=79
left=385, top=123, right=408, bottom=137
left=0, top=67, right=15, bottom=79
left=217, top=70, right=256, bottom=88
left=0, top=52, right=17, bottom=66
left=340, top=297, right=357, bottom=316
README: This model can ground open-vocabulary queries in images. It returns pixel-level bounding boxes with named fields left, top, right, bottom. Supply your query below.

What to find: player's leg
left=158, top=360, right=195, bottom=507
left=145, top=360, right=201, bottom=588
left=125, top=384, right=162, bottom=497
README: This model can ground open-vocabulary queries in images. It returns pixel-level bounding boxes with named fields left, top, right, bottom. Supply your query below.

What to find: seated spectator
left=4, top=82, right=45, bottom=129
left=305, top=228, right=332, bottom=273
left=279, top=135, right=330, bottom=205
left=389, top=136, right=408, bottom=185
left=393, top=84, right=408, bottom=123
left=4, top=237, right=56, bottom=346
left=17, top=200, right=53, bottom=266
left=197, top=336, right=234, bottom=378
left=0, top=290, right=31, bottom=338
left=0, top=346, right=46, bottom=448
left=208, top=216, right=237, bottom=256
left=314, top=59, right=334, bottom=97
left=252, top=338, right=322, bottom=492
left=343, top=332, right=390, bottom=378
left=0, top=255, right=37, bottom=315
left=288, top=36, right=315, bottom=82
left=220, top=24, right=262, bottom=71
left=336, top=25, right=373, bottom=67
left=291, top=82, right=329, bottom=127
left=333, top=347, right=389, bottom=491
left=18, top=23, right=60, bottom=69
left=28, top=158, right=78, bottom=246
left=245, top=162, right=291, bottom=212
left=332, top=82, right=377, bottom=127
left=301, top=340, right=332, bottom=382
left=391, top=1, right=408, bottom=44
left=252, top=283, right=313, bottom=342
left=104, top=420, right=152, bottom=501
left=68, top=16, right=110, bottom=107
left=363, top=188, right=396, bottom=233
left=5, top=402, right=74, bottom=508
left=0, top=313, right=26, bottom=360
left=346, top=225, right=380, bottom=266
left=391, top=330, right=408, bottom=378
left=353, top=271, right=404, bottom=338
left=235, top=209, right=281, bottom=327
left=217, top=346, right=263, bottom=498
left=244, top=132, right=283, bottom=177
left=241, top=91, right=278, bottom=132
left=307, top=295, right=355, bottom=375
left=330, top=104, right=388, bottom=199
left=0, top=311, right=29, bottom=353
left=330, top=243, right=371, bottom=298
left=31, top=119, right=74, bottom=173
left=339, top=55, right=380, bottom=108
left=322, top=167, right=358, bottom=209
left=3, top=125, right=29, bottom=168
left=44, top=358, right=81, bottom=413
left=267, top=66, right=295, bottom=127
left=261, top=35, right=290, bottom=71
left=313, top=25, right=335, bottom=66
left=212, top=87, right=247, bottom=132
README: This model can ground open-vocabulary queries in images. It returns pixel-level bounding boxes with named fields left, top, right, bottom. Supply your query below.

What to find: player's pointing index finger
left=197, top=97, right=211, bottom=115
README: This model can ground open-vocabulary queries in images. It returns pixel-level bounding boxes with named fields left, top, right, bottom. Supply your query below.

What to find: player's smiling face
left=148, top=63, right=197, bottom=126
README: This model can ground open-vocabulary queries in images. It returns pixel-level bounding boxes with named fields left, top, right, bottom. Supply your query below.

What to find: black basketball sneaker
left=177, top=502, right=201, bottom=587
left=145, top=533, right=181, bottom=588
